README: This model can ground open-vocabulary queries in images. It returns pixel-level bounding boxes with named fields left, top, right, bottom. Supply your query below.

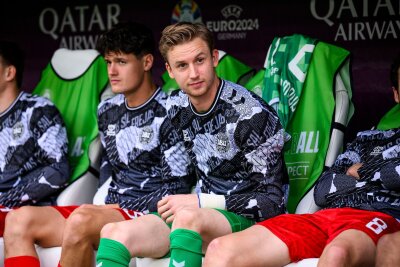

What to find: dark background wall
left=1, top=0, right=399, bottom=142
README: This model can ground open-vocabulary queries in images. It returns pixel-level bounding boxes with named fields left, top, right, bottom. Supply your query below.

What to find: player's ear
left=393, top=86, right=400, bottom=104
left=143, top=54, right=154, bottom=71
left=212, top=49, right=219, bottom=67
left=166, top=62, right=174, bottom=79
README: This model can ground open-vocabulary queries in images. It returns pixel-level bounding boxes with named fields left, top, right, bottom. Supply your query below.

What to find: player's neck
left=125, top=81, right=157, bottom=108
left=0, top=85, right=20, bottom=114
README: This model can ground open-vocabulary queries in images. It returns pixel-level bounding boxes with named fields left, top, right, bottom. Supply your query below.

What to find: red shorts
left=51, top=206, right=144, bottom=220
left=0, top=206, right=13, bottom=237
left=258, top=208, right=400, bottom=262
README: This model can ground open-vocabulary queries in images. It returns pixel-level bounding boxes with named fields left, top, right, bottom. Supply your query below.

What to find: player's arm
left=0, top=106, right=69, bottom=207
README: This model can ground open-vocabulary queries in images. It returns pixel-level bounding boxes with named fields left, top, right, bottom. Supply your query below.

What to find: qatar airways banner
left=0, top=0, right=399, bottom=137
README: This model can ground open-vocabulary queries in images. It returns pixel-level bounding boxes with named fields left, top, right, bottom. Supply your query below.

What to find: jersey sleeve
left=313, top=139, right=364, bottom=208
left=98, top=129, right=113, bottom=187
left=225, top=127, right=286, bottom=221
left=0, top=104, right=69, bottom=207
left=358, top=146, right=400, bottom=191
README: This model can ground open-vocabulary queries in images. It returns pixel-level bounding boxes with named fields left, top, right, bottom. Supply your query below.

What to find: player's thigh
left=205, top=225, right=290, bottom=267
left=102, top=213, right=170, bottom=257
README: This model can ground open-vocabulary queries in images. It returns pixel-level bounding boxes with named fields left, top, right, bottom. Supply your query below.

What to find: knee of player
left=64, top=208, right=96, bottom=238
left=205, top=237, right=235, bottom=266
left=323, top=243, right=351, bottom=265
left=173, top=208, right=201, bottom=230
left=4, top=207, right=37, bottom=237
left=100, top=222, right=125, bottom=241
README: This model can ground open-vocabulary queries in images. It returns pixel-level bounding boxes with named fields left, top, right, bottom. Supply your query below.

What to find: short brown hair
left=159, top=22, right=214, bottom=62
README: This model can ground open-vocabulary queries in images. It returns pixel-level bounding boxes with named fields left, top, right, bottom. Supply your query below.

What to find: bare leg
left=318, top=229, right=376, bottom=267
left=60, top=204, right=125, bottom=267
left=204, top=225, right=290, bottom=267
left=376, top=231, right=400, bottom=266
left=171, top=207, right=231, bottom=248
left=4, top=206, right=65, bottom=258
left=100, top=214, right=170, bottom=258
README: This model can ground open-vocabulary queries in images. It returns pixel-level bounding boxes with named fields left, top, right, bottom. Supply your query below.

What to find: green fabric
left=96, top=238, right=131, bottom=267
left=214, top=208, right=254, bottom=233
left=244, top=68, right=265, bottom=97
left=162, top=51, right=255, bottom=94
left=33, top=55, right=108, bottom=182
left=284, top=42, right=352, bottom=213
left=169, top=229, right=203, bottom=267
left=377, top=104, right=400, bottom=130
left=261, top=35, right=353, bottom=213
left=263, top=34, right=318, bottom=129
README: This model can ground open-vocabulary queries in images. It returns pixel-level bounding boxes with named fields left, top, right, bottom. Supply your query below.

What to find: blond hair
left=159, top=22, right=214, bottom=62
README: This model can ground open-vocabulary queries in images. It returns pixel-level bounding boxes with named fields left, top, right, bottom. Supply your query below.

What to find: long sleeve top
left=315, top=128, right=400, bottom=219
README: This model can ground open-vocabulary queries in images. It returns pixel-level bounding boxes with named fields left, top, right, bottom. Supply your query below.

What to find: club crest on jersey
left=370, top=146, right=384, bottom=156
left=216, top=132, right=230, bottom=153
left=107, top=124, right=116, bottom=136
left=140, top=126, right=154, bottom=144
left=12, top=122, right=24, bottom=139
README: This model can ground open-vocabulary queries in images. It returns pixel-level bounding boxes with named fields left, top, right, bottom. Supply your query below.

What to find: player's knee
left=323, top=243, right=350, bottom=266
left=100, top=222, right=128, bottom=244
left=173, top=208, right=200, bottom=230
left=204, top=237, right=235, bottom=267
left=63, top=208, right=95, bottom=243
left=4, top=207, right=37, bottom=238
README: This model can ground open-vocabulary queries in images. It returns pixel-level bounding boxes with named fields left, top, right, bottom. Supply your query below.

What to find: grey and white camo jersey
left=97, top=88, right=193, bottom=213
left=315, top=128, right=400, bottom=220
left=167, top=80, right=286, bottom=222
left=0, top=92, right=69, bottom=207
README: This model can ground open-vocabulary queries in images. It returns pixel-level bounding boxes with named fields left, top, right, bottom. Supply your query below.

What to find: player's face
left=166, top=37, right=219, bottom=104
left=104, top=51, right=147, bottom=95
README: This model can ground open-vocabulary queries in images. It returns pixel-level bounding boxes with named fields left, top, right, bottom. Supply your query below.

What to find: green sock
left=169, top=228, right=203, bottom=267
left=96, top=238, right=131, bottom=267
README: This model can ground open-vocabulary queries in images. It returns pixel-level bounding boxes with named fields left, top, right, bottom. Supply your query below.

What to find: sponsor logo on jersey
left=370, top=146, right=384, bottom=156
left=140, top=126, right=154, bottom=144
left=12, top=122, right=24, bottom=139
left=216, top=132, right=230, bottom=153
left=107, top=124, right=116, bottom=136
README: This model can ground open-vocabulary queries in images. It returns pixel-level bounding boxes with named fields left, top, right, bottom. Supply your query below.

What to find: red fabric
left=0, top=206, right=13, bottom=237
left=4, top=256, right=40, bottom=267
left=57, top=262, right=62, bottom=267
left=258, top=208, right=400, bottom=262
left=51, top=205, right=79, bottom=218
left=114, top=208, right=144, bottom=220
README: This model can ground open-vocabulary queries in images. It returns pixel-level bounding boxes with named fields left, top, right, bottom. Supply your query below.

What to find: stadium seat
left=33, top=48, right=111, bottom=205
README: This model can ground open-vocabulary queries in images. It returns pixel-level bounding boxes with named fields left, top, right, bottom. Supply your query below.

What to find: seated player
left=0, top=39, right=69, bottom=236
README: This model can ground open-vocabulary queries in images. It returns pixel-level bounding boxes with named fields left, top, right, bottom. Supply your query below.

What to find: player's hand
left=157, top=194, right=199, bottom=223
left=346, top=163, right=363, bottom=179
